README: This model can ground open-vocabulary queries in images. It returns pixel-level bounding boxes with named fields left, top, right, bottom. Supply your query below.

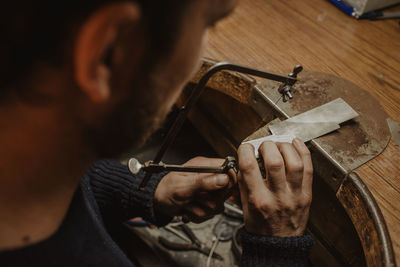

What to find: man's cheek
left=188, top=31, right=208, bottom=78
left=200, top=30, right=209, bottom=57
left=177, top=29, right=209, bottom=82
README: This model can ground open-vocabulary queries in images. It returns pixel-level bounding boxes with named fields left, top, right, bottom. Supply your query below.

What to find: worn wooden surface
left=204, top=0, right=400, bottom=264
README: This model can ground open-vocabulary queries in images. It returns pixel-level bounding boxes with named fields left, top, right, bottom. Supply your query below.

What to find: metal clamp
left=278, top=65, right=303, bottom=102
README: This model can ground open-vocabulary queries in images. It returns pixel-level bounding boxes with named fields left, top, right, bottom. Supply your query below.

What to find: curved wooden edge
left=189, top=58, right=256, bottom=105
left=337, top=172, right=396, bottom=267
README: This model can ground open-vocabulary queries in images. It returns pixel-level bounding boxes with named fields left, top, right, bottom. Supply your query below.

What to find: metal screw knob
left=281, top=85, right=294, bottom=102
left=289, top=64, right=303, bottom=78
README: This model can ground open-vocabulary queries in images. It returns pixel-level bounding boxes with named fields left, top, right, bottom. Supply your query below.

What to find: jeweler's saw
left=128, top=59, right=391, bottom=190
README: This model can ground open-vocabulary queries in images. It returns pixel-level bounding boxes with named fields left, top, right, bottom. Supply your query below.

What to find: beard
left=84, top=72, right=175, bottom=158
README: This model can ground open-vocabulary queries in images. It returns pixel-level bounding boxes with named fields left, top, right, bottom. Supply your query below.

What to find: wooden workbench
left=204, top=0, right=400, bottom=265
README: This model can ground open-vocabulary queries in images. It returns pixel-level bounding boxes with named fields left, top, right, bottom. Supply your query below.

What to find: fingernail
left=294, top=138, right=302, bottom=144
left=216, top=174, right=229, bottom=186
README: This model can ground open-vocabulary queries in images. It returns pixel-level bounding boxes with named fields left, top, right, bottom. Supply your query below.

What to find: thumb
left=191, top=173, right=230, bottom=193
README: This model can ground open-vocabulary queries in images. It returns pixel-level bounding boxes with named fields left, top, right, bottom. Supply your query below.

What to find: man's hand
left=154, top=157, right=236, bottom=223
left=237, top=138, right=313, bottom=237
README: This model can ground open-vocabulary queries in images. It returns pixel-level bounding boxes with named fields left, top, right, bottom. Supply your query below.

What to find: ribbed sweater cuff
left=239, top=228, right=314, bottom=267
left=86, top=159, right=172, bottom=226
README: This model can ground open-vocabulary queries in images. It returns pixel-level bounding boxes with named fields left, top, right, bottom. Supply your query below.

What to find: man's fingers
left=195, top=198, right=225, bottom=215
left=184, top=156, right=224, bottom=167
left=227, top=168, right=238, bottom=186
left=277, top=142, right=304, bottom=193
left=259, top=141, right=287, bottom=193
left=184, top=157, right=237, bottom=194
left=183, top=205, right=214, bottom=223
left=191, top=173, right=230, bottom=193
left=292, top=138, right=313, bottom=196
left=237, top=144, right=268, bottom=195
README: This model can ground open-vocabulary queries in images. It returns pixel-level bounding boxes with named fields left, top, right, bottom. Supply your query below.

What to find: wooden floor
left=205, top=0, right=400, bottom=263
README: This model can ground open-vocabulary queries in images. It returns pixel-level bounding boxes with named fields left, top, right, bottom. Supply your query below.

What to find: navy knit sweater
left=0, top=159, right=313, bottom=266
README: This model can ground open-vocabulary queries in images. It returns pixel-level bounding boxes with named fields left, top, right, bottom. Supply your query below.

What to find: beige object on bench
left=345, top=0, right=400, bottom=15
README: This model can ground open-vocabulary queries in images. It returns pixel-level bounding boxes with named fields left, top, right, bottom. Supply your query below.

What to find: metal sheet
left=269, top=98, right=358, bottom=142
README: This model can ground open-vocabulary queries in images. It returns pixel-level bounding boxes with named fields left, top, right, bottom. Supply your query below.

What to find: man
left=0, top=0, right=314, bottom=266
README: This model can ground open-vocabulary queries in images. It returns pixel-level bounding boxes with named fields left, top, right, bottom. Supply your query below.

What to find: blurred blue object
left=328, top=0, right=355, bottom=16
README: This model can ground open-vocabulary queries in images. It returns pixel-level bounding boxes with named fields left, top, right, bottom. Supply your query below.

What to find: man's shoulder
left=0, top=182, right=134, bottom=267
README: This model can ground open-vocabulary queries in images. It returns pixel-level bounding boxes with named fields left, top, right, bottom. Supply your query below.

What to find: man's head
left=1, top=0, right=236, bottom=157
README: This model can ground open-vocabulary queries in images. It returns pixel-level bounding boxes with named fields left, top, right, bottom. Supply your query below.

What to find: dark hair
left=0, top=1, right=191, bottom=99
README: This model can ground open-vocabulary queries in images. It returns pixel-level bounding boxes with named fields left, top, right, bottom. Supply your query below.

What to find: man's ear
left=74, top=2, right=141, bottom=103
